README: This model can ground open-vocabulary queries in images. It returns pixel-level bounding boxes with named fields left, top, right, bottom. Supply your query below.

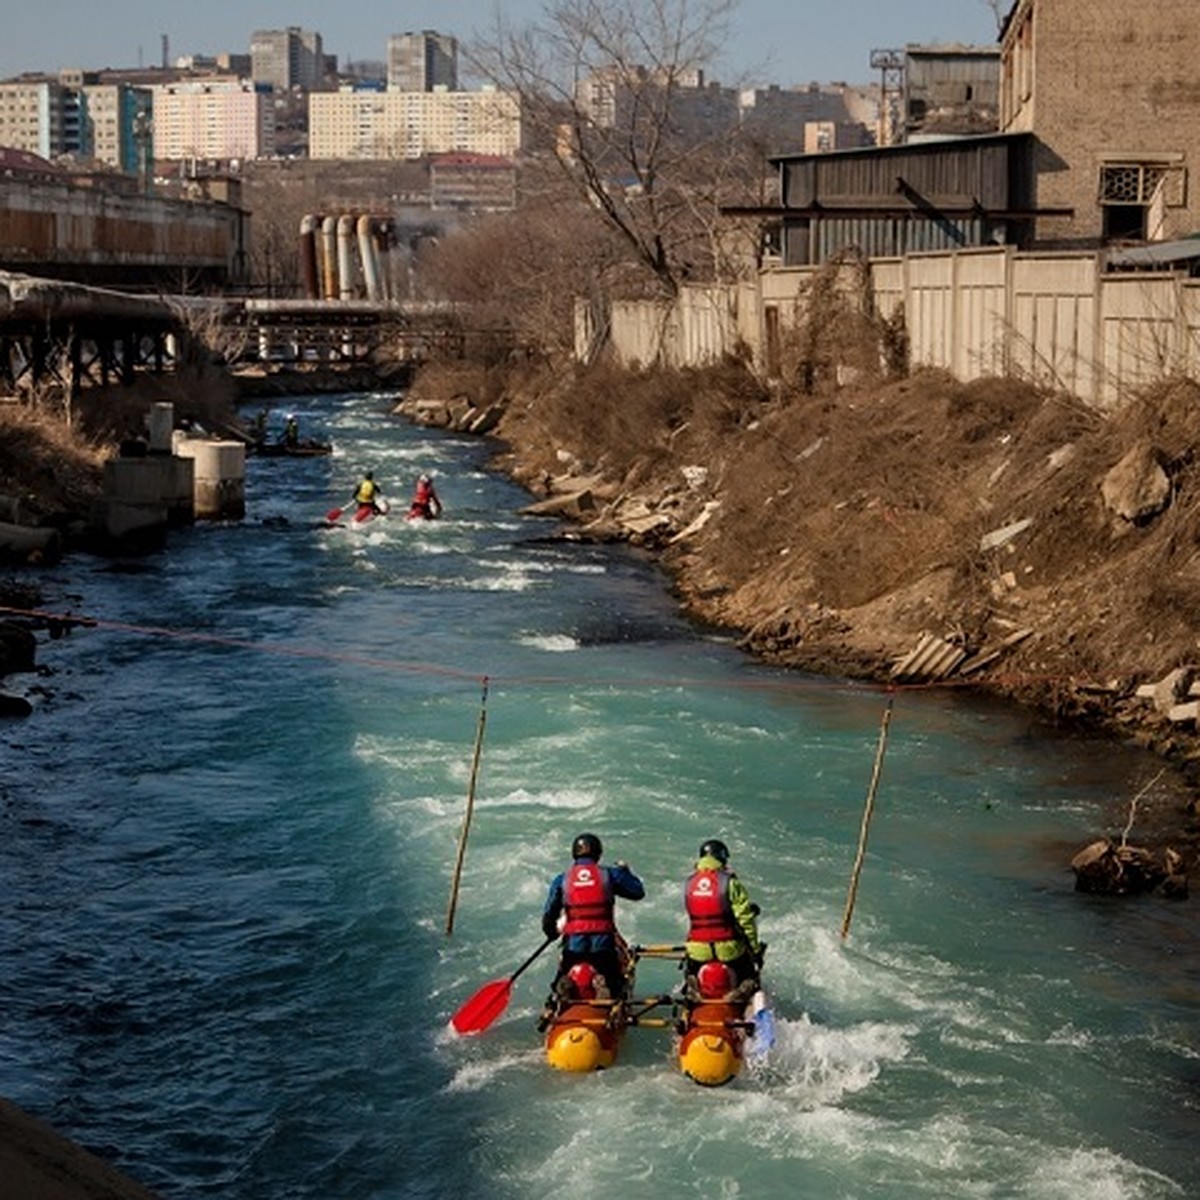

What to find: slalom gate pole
left=445, top=676, right=489, bottom=936
left=840, top=691, right=894, bottom=941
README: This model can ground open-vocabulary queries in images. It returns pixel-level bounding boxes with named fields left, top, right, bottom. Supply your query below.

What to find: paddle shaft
left=510, top=935, right=556, bottom=985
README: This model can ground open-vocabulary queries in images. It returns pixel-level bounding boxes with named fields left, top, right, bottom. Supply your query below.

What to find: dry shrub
left=774, top=251, right=890, bottom=395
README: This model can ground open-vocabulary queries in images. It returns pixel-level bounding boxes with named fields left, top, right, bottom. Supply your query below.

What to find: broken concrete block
left=980, top=518, right=1033, bottom=552
left=1100, top=443, right=1170, bottom=523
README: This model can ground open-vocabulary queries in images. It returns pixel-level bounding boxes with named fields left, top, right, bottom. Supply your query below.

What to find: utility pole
left=869, top=48, right=905, bottom=146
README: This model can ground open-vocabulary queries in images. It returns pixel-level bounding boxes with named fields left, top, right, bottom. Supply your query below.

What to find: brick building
left=1001, top=0, right=1200, bottom=246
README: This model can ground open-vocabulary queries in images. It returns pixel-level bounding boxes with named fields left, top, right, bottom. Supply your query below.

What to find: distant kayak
left=257, top=440, right=332, bottom=458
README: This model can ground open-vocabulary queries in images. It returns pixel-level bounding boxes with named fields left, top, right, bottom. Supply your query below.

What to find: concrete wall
left=590, top=247, right=1200, bottom=411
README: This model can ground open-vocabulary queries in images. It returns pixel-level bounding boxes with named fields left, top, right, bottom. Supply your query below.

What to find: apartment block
left=0, top=80, right=66, bottom=159
left=83, top=83, right=153, bottom=172
left=1001, top=0, right=1200, bottom=245
left=739, top=84, right=876, bottom=155
left=309, top=88, right=519, bottom=160
left=152, top=81, right=275, bottom=162
left=387, top=31, right=458, bottom=92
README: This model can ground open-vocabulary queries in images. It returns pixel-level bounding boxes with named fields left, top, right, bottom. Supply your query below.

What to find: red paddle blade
left=451, top=978, right=513, bottom=1035
left=325, top=507, right=344, bottom=522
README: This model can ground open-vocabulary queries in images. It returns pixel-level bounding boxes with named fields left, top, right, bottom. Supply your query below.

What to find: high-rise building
left=0, top=76, right=155, bottom=171
left=387, top=31, right=458, bottom=92
left=250, top=27, right=326, bottom=92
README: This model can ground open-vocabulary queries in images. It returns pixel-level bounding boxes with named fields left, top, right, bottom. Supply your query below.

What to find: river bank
left=3, top=356, right=1199, bottom=879
left=396, top=357, right=1200, bottom=881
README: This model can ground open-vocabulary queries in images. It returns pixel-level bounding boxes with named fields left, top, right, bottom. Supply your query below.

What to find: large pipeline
left=336, top=215, right=356, bottom=302
left=299, top=214, right=319, bottom=300
left=296, top=213, right=393, bottom=302
left=320, top=216, right=338, bottom=300
left=357, top=215, right=382, bottom=302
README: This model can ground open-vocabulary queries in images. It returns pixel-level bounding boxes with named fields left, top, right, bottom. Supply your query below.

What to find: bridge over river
left=0, top=271, right=471, bottom=399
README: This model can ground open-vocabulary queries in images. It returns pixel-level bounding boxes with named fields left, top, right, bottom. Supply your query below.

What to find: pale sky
left=2, top=0, right=1003, bottom=87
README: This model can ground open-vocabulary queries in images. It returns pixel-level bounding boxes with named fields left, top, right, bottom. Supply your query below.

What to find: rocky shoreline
left=394, top=359, right=1200, bottom=896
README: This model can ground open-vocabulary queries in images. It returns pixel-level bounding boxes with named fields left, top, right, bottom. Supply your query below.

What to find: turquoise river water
left=1, top=390, right=1198, bottom=1199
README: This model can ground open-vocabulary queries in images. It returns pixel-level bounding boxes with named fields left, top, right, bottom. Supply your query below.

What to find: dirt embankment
left=399, top=357, right=1200, bottom=872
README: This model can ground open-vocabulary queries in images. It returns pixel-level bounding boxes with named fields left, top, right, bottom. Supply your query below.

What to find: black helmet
left=571, top=832, right=602, bottom=860
left=699, top=838, right=729, bottom=864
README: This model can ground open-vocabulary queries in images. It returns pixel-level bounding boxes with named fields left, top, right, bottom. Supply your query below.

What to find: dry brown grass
left=0, top=401, right=107, bottom=518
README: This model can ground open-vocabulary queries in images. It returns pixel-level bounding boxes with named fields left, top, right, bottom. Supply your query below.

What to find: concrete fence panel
left=905, top=253, right=957, bottom=370
left=676, top=285, right=738, bottom=365
left=1009, top=254, right=1098, bottom=400
left=870, top=259, right=905, bottom=324
left=1183, top=282, right=1200, bottom=374
left=951, top=248, right=1010, bottom=381
left=609, top=299, right=675, bottom=368
left=1097, top=274, right=1187, bottom=408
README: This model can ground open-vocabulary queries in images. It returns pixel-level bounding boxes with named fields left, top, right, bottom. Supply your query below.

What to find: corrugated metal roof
left=1106, top=238, right=1200, bottom=269
left=768, top=130, right=1030, bottom=167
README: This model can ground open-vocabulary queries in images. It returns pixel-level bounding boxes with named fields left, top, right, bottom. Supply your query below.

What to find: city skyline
left=3, top=0, right=1003, bottom=88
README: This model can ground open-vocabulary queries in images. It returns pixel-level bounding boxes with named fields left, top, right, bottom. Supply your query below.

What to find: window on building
left=1098, top=161, right=1186, bottom=242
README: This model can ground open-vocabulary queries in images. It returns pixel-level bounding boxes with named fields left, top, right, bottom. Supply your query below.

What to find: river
left=2, top=389, right=1197, bottom=1199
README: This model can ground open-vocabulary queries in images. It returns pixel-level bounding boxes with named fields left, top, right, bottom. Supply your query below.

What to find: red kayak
left=353, top=498, right=390, bottom=523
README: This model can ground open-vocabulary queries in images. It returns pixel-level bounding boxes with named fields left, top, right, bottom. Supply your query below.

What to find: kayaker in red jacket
left=541, top=832, right=644, bottom=1001
left=407, top=473, right=442, bottom=520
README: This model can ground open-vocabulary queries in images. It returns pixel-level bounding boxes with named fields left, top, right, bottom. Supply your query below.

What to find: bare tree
left=473, top=0, right=755, bottom=296
left=985, top=0, right=1011, bottom=32
left=416, top=188, right=631, bottom=357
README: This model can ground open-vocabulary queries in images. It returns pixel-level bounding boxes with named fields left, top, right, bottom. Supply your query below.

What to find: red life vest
left=685, top=868, right=737, bottom=942
left=562, top=862, right=614, bottom=935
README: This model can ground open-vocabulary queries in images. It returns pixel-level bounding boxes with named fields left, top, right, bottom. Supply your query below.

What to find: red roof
left=0, top=146, right=60, bottom=174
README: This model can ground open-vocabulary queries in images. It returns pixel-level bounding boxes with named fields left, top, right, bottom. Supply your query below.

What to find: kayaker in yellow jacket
left=683, top=838, right=762, bottom=992
left=354, top=471, right=383, bottom=514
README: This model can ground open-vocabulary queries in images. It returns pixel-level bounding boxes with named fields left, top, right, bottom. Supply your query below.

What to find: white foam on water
left=515, top=633, right=579, bottom=652
left=1019, top=1146, right=1184, bottom=1199
left=755, top=1010, right=913, bottom=1108
left=443, top=1047, right=544, bottom=1093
